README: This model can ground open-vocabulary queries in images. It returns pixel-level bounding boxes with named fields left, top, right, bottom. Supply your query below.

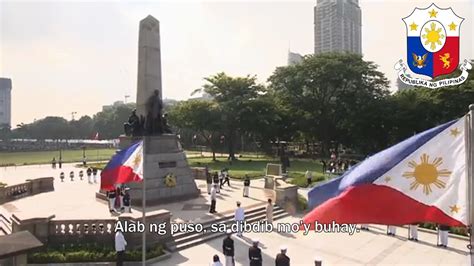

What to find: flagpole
left=468, top=104, right=474, bottom=260
left=142, top=136, right=147, bottom=265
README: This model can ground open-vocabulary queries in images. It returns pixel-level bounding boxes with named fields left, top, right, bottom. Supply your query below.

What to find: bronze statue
left=123, top=89, right=173, bottom=136
left=145, top=89, right=163, bottom=135
left=123, top=109, right=142, bottom=136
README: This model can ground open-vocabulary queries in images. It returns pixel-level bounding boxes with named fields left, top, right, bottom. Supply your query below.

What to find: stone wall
left=11, top=210, right=171, bottom=249
left=0, top=177, right=54, bottom=204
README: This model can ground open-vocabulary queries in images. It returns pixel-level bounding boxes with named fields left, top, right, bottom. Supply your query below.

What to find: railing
left=0, top=177, right=54, bottom=204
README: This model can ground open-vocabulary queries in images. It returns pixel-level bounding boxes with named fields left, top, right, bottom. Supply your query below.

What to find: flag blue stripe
left=308, top=119, right=457, bottom=209
left=103, top=141, right=142, bottom=171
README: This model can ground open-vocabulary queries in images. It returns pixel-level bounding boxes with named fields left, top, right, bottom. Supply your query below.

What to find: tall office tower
left=314, top=0, right=362, bottom=54
left=288, top=51, right=304, bottom=66
left=0, top=78, right=12, bottom=127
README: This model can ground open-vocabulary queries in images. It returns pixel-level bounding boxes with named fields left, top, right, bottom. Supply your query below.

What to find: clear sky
left=1, top=0, right=473, bottom=126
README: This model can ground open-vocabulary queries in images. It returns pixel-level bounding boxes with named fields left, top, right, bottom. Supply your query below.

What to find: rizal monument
left=119, top=15, right=199, bottom=205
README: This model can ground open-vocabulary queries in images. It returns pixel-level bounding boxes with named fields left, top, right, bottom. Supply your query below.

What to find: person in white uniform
left=387, top=225, right=396, bottom=236
left=115, top=230, right=127, bottom=266
left=438, top=224, right=449, bottom=248
left=234, top=201, right=245, bottom=237
left=408, top=223, right=418, bottom=241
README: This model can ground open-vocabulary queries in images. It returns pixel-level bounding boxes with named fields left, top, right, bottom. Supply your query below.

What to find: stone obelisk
left=124, top=15, right=199, bottom=206
left=136, top=15, right=162, bottom=118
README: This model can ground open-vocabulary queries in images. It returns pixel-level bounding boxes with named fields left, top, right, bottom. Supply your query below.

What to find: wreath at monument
left=164, top=173, right=177, bottom=187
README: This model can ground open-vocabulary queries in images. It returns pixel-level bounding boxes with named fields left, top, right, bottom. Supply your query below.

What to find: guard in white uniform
left=387, top=225, right=396, bottom=236
left=234, top=201, right=245, bottom=237
left=408, top=223, right=418, bottom=241
left=438, top=224, right=449, bottom=247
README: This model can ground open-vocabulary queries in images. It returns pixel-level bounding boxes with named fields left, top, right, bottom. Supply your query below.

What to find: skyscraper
left=0, top=78, right=12, bottom=128
left=314, top=0, right=362, bottom=54
left=288, top=51, right=304, bottom=65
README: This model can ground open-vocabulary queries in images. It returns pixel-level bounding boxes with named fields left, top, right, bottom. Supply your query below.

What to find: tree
left=168, top=100, right=221, bottom=160
left=194, top=72, right=266, bottom=160
left=268, top=52, right=390, bottom=155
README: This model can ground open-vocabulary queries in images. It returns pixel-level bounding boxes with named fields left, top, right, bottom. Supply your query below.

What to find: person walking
left=234, top=201, right=245, bottom=237
left=219, top=170, right=224, bottom=189
left=222, top=168, right=231, bottom=187
left=243, top=175, right=250, bottom=197
left=58, top=158, right=62, bottom=169
left=210, top=254, right=223, bottom=266
left=115, top=230, right=127, bottom=266
left=248, top=239, right=262, bottom=266
left=206, top=171, right=213, bottom=194
left=209, top=184, right=217, bottom=214
left=266, top=198, right=273, bottom=223
left=52, top=157, right=56, bottom=169
left=222, top=229, right=234, bottom=266
left=275, top=246, right=290, bottom=266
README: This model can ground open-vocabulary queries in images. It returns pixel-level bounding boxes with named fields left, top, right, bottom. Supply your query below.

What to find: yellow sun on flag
left=422, top=22, right=445, bottom=50
left=402, top=153, right=451, bottom=195
left=133, top=153, right=142, bottom=168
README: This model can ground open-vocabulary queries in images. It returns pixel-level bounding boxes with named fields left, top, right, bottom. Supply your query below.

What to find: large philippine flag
left=304, top=118, right=467, bottom=227
left=100, top=141, right=144, bottom=190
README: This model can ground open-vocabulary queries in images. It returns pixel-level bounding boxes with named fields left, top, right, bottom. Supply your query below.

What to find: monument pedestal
left=119, top=134, right=200, bottom=206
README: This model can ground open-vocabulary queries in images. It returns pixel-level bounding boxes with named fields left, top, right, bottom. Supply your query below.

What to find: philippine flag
left=100, top=141, right=144, bottom=190
left=304, top=117, right=467, bottom=227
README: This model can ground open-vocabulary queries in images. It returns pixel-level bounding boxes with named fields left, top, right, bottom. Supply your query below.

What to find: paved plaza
left=0, top=164, right=471, bottom=265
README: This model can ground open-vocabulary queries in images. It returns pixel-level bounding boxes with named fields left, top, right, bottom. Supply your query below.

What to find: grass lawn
left=0, top=149, right=117, bottom=166
left=87, top=154, right=329, bottom=188
left=188, top=156, right=327, bottom=186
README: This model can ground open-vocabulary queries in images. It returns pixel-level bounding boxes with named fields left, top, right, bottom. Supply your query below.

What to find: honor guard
left=79, top=170, right=84, bottom=180
left=209, top=184, right=217, bottom=214
left=92, top=168, right=98, bottom=183
left=213, top=172, right=220, bottom=193
left=243, top=175, right=250, bottom=197
left=248, top=239, right=262, bottom=266
left=222, top=229, right=234, bottom=266
left=206, top=171, right=213, bottom=194
left=387, top=225, right=396, bottom=236
left=438, top=224, right=449, bottom=248
left=59, top=172, right=65, bottom=182
left=69, top=171, right=74, bottom=181
left=234, top=201, right=245, bottom=237
left=275, top=246, right=290, bottom=266
left=408, top=223, right=418, bottom=241
left=87, top=167, right=93, bottom=183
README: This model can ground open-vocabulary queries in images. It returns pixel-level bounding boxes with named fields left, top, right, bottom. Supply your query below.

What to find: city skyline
left=1, top=0, right=473, bottom=126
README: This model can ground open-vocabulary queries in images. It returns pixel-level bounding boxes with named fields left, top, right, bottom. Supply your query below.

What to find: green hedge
left=28, top=244, right=164, bottom=264
left=419, top=222, right=468, bottom=236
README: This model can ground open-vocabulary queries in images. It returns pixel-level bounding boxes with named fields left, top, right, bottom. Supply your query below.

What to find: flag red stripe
left=303, top=184, right=464, bottom=227
left=100, top=166, right=143, bottom=190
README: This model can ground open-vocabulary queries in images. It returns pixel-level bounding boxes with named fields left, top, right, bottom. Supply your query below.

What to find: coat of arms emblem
left=395, top=4, right=471, bottom=88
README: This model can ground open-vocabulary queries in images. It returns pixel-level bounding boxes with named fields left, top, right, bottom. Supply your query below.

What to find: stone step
left=0, top=213, right=12, bottom=235
left=172, top=209, right=287, bottom=247
left=172, top=205, right=283, bottom=241
left=173, top=212, right=290, bottom=252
